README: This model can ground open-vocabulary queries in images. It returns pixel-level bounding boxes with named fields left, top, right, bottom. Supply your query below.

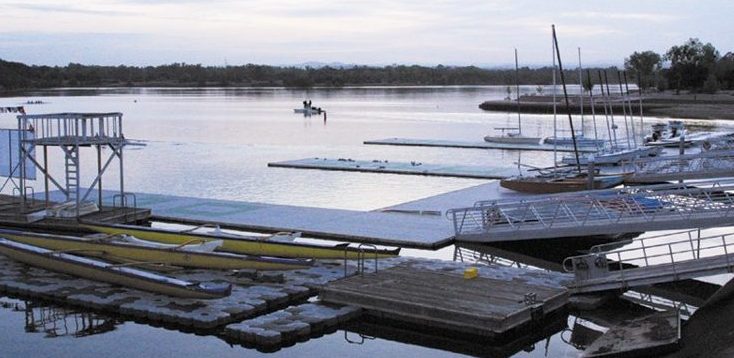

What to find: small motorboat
left=294, top=107, right=325, bottom=115
left=82, top=223, right=400, bottom=260
left=0, top=229, right=312, bottom=271
left=0, top=238, right=232, bottom=299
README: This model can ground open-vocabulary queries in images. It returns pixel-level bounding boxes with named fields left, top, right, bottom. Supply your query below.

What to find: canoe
left=0, top=229, right=312, bottom=271
left=81, top=223, right=400, bottom=260
left=500, top=174, right=624, bottom=194
left=0, top=238, right=231, bottom=299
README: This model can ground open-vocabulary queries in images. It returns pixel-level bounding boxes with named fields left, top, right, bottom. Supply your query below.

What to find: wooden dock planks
left=319, top=261, right=569, bottom=337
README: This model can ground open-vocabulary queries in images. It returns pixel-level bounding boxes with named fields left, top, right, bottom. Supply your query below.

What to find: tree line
left=1, top=37, right=732, bottom=92
left=625, top=38, right=734, bottom=93
left=0, top=60, right=605, bottom=90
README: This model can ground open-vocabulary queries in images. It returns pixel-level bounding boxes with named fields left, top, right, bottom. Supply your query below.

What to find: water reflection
left=0, top=299, right=120, bottom=338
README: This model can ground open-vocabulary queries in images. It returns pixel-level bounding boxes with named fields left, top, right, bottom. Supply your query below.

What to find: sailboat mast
left=551, top=25, right=581, bottom=173
left=586, top=69, right=599, bottom=144
left=623, top=71, right=638, bottom=146
left=515, top=48, right=522, bottom=135
left=578, top=47, right=584, bottom=134
left=603, top=71, right=619, bottom=149
left=598, top=71, right=614, bottom=149
left=552, top=34, right=558, bottom=167
left=617, top=71, right=632, bottom=149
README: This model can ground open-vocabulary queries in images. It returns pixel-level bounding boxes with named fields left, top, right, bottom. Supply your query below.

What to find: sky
left=0, top=0, right=732, bottom=67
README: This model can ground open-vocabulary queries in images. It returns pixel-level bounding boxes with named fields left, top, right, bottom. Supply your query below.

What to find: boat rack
left=448, top=179, right=734, bottom=242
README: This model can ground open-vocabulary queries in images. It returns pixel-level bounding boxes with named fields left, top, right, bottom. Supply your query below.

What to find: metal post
left=97, top=144, right=102, bottom=209
left=43, top=146, right=49, bottom=207
left=119, top=145, right=125, bottom=207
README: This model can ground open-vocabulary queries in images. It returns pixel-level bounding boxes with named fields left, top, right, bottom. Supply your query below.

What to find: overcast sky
left=0, top=0, right=731, bottom=67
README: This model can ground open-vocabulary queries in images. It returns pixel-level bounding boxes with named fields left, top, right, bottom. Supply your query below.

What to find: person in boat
left=303, top=100, right=308, bottom=109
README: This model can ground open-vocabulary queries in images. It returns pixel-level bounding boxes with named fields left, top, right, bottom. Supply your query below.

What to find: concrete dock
left=364, top=137, right=598, bottom=153
left=268, top=157, right=522, bottom=179
left=320, top=258, right=570, bottom=338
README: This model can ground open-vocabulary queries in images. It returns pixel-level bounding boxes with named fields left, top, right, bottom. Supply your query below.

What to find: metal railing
left=623, top=150, right=734, bottom=183
left=18, top=113, right=125, bottom=146
left=562, top=228, right=734, bottom=291
left=449, top=179, right=734, bottom=242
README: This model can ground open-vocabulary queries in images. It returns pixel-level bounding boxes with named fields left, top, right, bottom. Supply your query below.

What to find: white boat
left=561, top=146, right=662, bottom=166
left=484, top=131, right=542, bottom=145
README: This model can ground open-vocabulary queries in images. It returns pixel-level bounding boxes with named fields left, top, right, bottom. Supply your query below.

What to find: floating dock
left=582, top=310, right=681, bottom=357
left=268, top=157, right=522, bottom=180
left=36, top=190, right=454, bottom=249
left=319, top=259, right=570, bottom=338
left=364, top=137, right=598, bottom=153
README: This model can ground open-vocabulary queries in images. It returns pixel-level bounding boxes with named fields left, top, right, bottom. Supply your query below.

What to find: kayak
left=81, top=223, right=400, bottom=260
left=0, top=237, right=232, bottom=299
left=0, top=228, right=312, bottom=271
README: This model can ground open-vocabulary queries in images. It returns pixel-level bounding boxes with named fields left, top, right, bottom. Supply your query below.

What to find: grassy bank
left=479, top=91, right=734, bottom=120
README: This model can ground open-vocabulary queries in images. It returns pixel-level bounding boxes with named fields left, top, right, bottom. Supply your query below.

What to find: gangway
left=623, top=150, right=734, bottom=183
left=448, top=180, right=734, bottom=242
left=562, top=229, right=734, bottom=293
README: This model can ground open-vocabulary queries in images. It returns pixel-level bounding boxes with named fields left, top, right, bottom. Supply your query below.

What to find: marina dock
left=268, top=157, right=522, bottom=179
left=319, top=259, right=570, bottom=338
left=38, top=190, right=455, bottom=249
left=364, top=137, right=599, bottom=153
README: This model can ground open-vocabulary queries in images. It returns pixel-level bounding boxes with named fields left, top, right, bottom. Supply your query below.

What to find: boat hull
left=483, top=135, right=541, bottom=145
left=0, top=238, right=230, bottom=299
left=0, top=229, right=310, bottom=271
left=499, top=175, right=624, bottom=194
left=81, top=224, right=400, bottom=260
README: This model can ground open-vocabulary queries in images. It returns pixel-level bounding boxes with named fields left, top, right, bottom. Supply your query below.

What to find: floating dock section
left=319, top=259, right=570, bottom=337
left=364, top=137, right=598, bottom=153
left=268, top=157, right=522, bottom=179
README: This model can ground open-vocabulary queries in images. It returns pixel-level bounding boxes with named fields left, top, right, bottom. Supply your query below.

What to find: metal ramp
left=624, top=150, right=734, bottom=183
left=562, top=229, right=734, bottom=293
left=448, top=180, right=734, bottom=242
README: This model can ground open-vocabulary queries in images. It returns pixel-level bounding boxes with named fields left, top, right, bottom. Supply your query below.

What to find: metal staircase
left=448, top=180, right=734, bottom=242
left=62, top=146, right=80, bottom=201
left=562, top=229, right=734, bottom=293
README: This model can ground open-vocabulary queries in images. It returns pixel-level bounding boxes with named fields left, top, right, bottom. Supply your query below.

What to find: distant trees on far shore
left=626, top=38, right=734, bottom=94
left=2, top=38, right=733, bottom=93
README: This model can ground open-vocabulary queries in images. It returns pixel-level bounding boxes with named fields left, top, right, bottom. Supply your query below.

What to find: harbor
left=3, top=85, right=734, bottom=357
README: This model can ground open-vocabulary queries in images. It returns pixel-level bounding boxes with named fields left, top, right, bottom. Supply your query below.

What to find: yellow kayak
left=0, top=237, right=231, bottom=299
left=0, top=229, right=312, bottom=271
left=81, top=223, right=400, bottom=260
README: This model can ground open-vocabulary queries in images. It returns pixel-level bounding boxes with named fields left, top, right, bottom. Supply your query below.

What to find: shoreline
left=479, top=91, right=734, bottom=120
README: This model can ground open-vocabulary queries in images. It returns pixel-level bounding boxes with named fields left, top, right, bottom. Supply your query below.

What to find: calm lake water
left=1, top=86, right=733, bottom=357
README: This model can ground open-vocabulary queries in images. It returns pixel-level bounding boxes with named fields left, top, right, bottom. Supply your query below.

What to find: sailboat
left=484, top=49, right=543, bottom=145
left=500, top=26, right=624, bottom=194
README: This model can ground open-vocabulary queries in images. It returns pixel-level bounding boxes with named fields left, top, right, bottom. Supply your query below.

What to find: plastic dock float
left=582, top=310, right=681, bottom=357
left=268, top=157, right=522, bottom=179
left=319, top=259, right=570, bottom=337
left=364, top=137, right=598, bottom=153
